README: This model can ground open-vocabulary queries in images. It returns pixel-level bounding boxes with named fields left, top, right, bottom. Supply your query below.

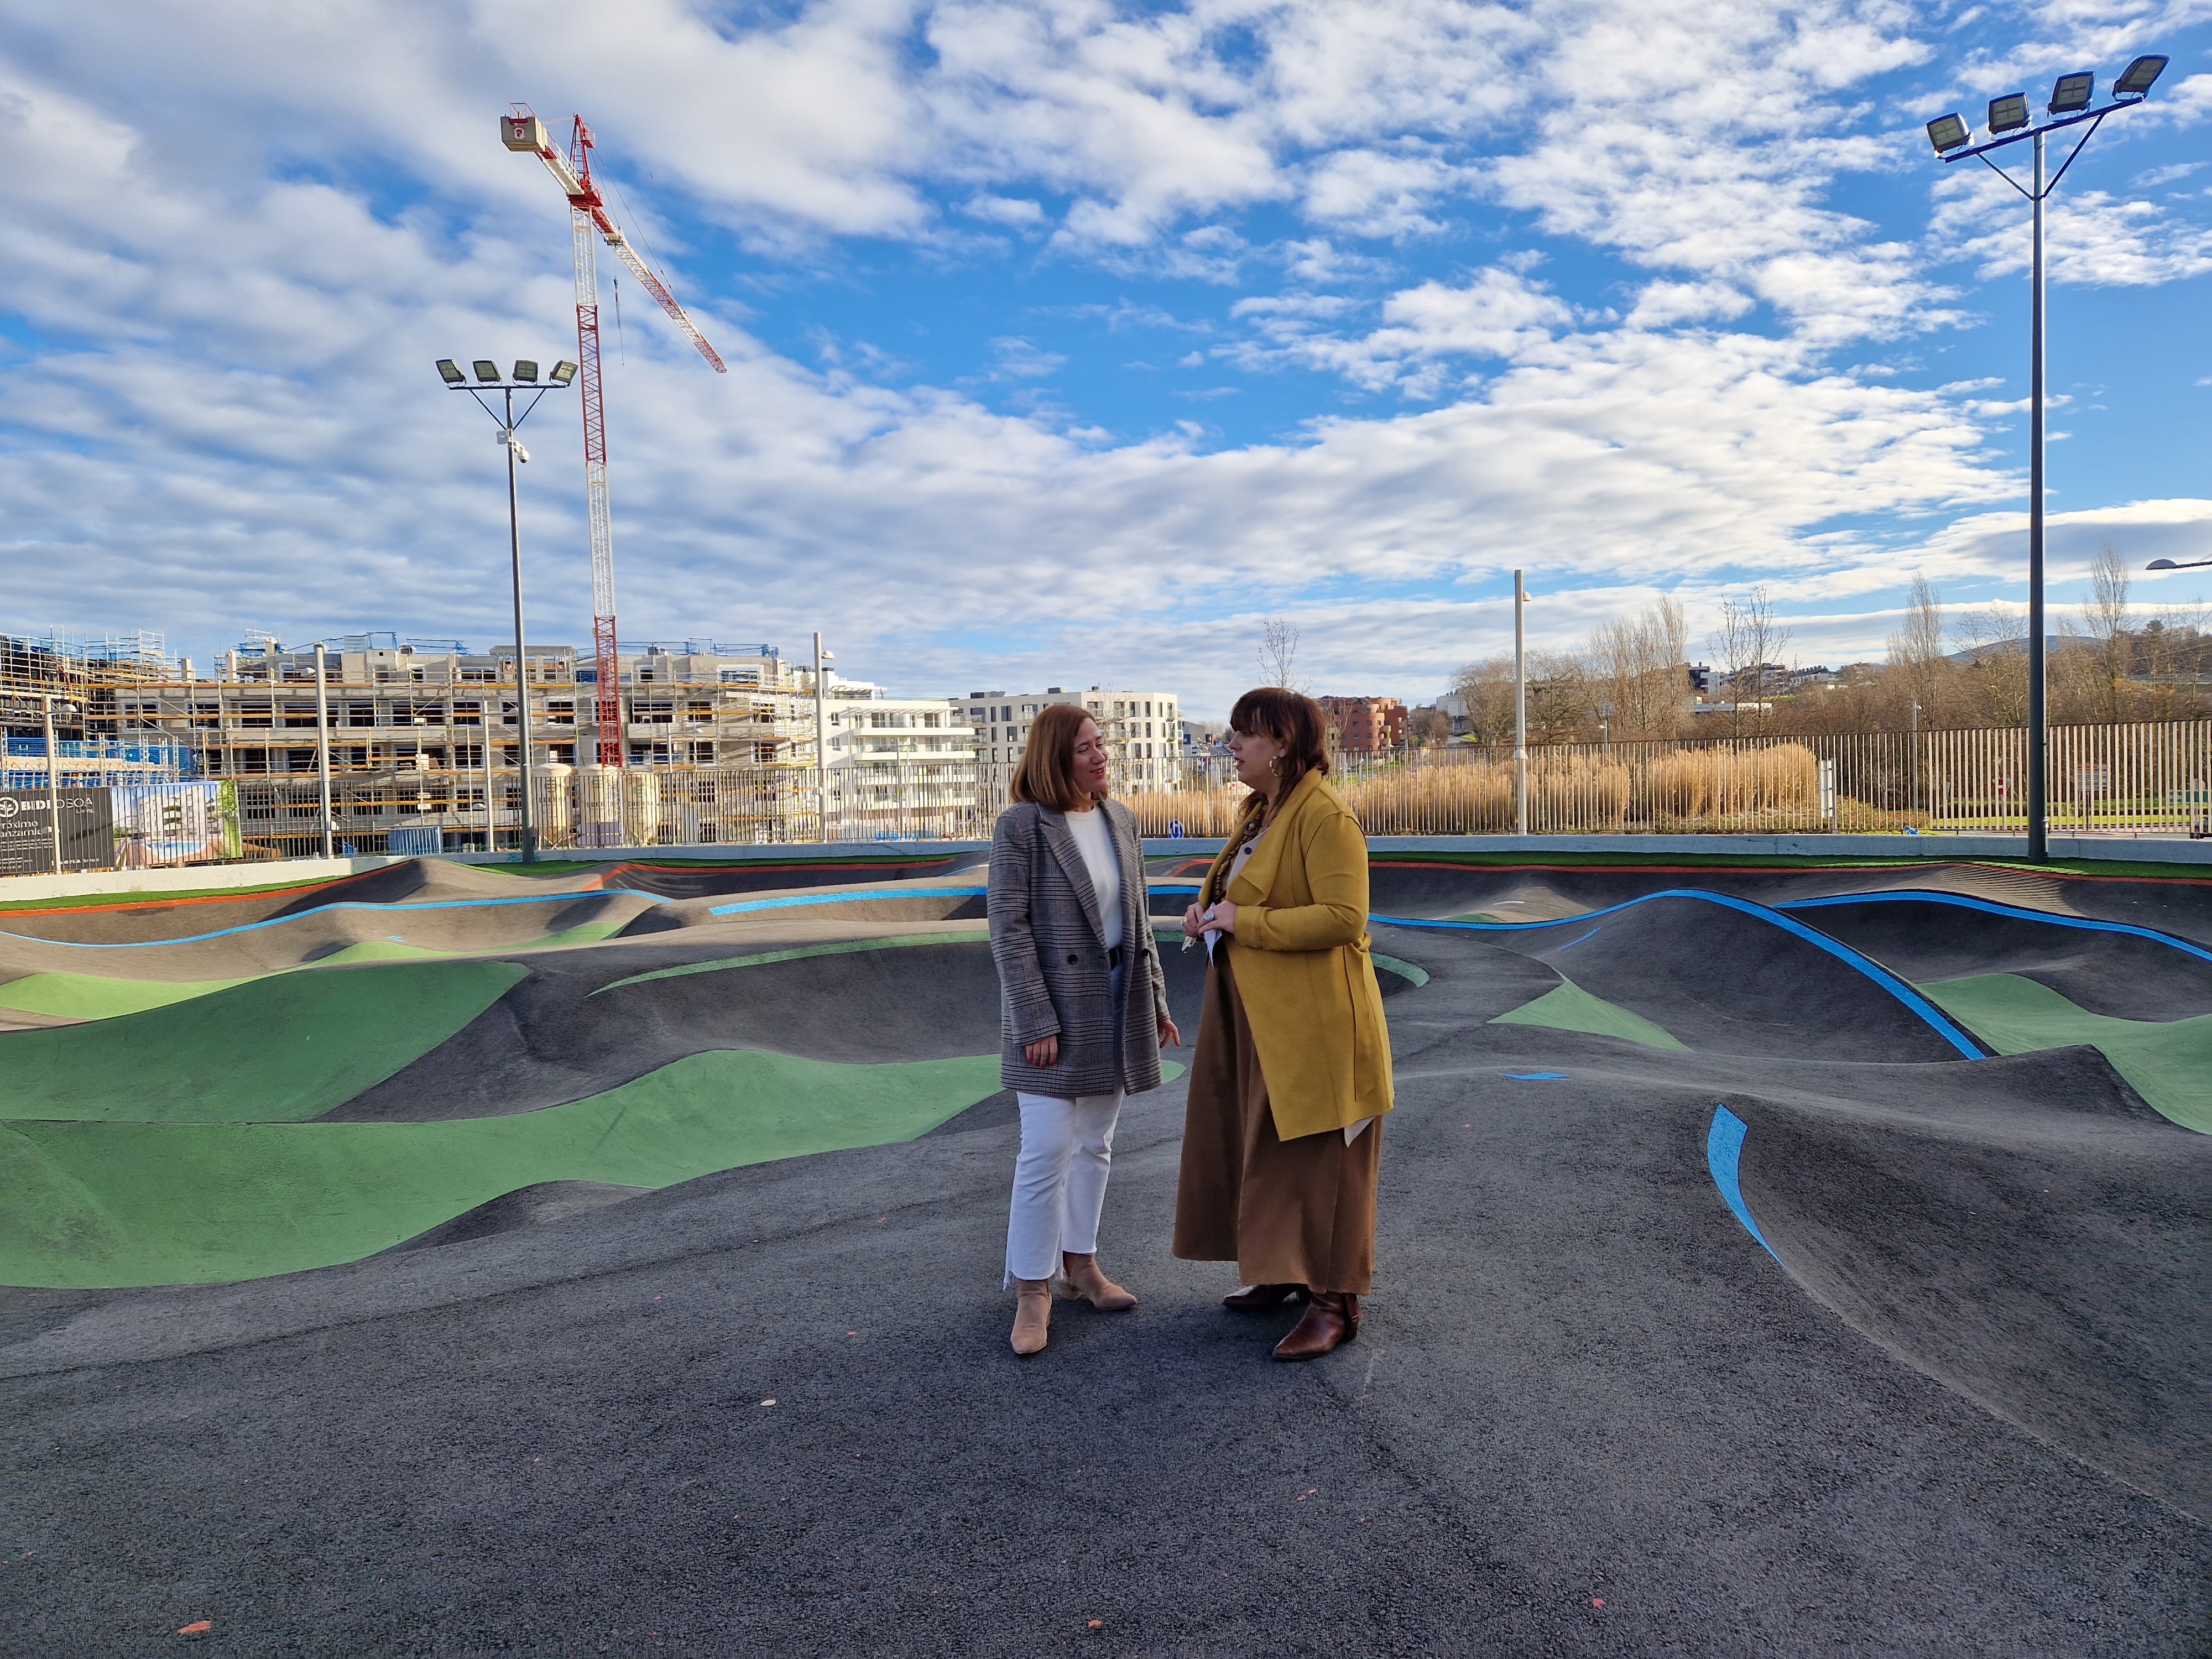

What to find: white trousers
left=1004, top=1089, right=1125, bottom=1284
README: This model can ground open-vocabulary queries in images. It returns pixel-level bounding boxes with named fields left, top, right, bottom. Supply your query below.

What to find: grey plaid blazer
left=988, top=799, right=1168, bottom=1097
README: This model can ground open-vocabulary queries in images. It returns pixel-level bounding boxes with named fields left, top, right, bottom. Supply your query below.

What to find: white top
left=1065, top=806, right=1123, bottom=953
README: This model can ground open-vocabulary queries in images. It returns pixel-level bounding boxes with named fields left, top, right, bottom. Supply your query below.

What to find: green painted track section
left=1370, top=953, right=1429, bottom=987
left=0, top=971, right=259, bottom=1020
left=1918, top=973, right=2212, bottom=1134
left=596, top=931, right=991, bottom=994
left=0, top=1050, right=1001, bottom=1288
left=0, top=921, right=628, bottom=1021
left=0, top=961, right=528, bottom=1124
left=1489, top=978, right=1688, bottom=1050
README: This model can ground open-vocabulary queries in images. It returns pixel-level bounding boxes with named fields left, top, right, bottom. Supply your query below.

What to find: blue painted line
left=1504, top=1071, right=1570, bottom=1080
left=0, top=889, right=662, bottom=950
left=1706, top=1104, right=1781, bottom=1264
left=708, top=885, right=987, bottom=916
left=1552, top=926, right=1601, bottom=951
left=1373, top=889, right=1986, bottom=1060
left=1776, top=889, right=2212, bottom=965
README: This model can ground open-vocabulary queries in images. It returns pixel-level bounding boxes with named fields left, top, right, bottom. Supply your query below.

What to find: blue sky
left=1, top=0, right=2208, bottom=714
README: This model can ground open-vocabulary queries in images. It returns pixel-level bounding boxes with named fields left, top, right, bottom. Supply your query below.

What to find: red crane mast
left=501, top=106, right=726, bottom=769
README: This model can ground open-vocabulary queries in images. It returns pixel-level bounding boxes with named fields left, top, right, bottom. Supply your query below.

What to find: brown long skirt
left=1171, top=948, right=1380, bottom=1294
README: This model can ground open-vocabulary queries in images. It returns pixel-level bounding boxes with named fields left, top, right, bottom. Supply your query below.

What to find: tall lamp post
left=1926, top=53, right=2169, bottom=862
left=437, top=356, right=577, bottom=862
left=1512, top=569, right=1529, bottom=836
left=2146, top=557, right=2212, bottom=571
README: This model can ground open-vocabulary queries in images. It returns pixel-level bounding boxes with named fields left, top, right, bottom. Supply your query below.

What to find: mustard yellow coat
left=1203, top=768, right=1395, bottom=1141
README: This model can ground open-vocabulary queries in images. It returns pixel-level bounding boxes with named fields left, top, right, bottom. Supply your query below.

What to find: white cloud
left=962, top=194, right=1046, bottom=226
left=1933, top=170, right=2212, bottom=285
left=0, top=0, right=2205, bottom=717
left=1227, top=265, right=1575, bottom=392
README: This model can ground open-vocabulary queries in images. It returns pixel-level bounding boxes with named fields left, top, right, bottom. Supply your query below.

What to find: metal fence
left=198, top=719, right=2211, bottom=862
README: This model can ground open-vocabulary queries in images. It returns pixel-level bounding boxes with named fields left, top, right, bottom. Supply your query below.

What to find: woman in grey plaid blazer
left=990, top=704, right=1178, bottom=1357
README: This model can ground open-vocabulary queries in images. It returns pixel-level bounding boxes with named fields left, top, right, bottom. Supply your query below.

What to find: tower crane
left=500, top=105, right=726, bottom=770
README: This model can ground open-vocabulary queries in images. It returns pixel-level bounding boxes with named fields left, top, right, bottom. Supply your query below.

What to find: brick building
left=1316, top=695, right=1409, bottom=754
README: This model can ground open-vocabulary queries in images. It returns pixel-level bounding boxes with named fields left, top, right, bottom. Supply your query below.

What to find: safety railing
left=9, top=720, right=2206, bottom=871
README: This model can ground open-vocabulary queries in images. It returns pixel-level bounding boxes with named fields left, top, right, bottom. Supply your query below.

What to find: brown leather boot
left=1060, top=1252, right=1136, bottom=1311
left=1272, top=1292, right=1360, bottom=1361
left=1010, top=1279, right=1052, bottom=1355
left=1223, top=1282, right=1306, bottom=1310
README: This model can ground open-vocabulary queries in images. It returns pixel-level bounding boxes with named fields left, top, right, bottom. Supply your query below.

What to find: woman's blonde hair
left=1009, top=702, right=1103, bottom=813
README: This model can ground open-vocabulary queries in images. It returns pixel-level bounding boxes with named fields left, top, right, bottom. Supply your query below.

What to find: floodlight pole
left=2026, top=129, right=2047, bottom=862
left=441, top=361, right=570, bottom=862
left=503, top=384, right=540, bottom=864
left=1935, top=78, right=2159, bottom=860
left=1512, top=568, right=1528, bottom=836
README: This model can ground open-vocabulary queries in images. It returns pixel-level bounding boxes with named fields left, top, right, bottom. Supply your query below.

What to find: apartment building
left=1316, top=695, right=1410, bottom=754
left=955, top=685, right=1181, bottom=790
left=821, top=682, right=977, bottom=836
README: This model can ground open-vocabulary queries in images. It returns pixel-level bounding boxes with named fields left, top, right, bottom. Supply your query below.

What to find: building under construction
left=54, top=630, right=978, bottom=854
left=1, top=630, right=199, bottom=789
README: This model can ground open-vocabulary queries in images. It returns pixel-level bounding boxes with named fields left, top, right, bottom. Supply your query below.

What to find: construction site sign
left=0, top=787, right=116, bottom=877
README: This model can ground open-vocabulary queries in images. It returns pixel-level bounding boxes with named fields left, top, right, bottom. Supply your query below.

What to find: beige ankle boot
left=1061, top=1252, right=1137, bottom=1311
left=1010, top=1279, right=1052, bottom=1355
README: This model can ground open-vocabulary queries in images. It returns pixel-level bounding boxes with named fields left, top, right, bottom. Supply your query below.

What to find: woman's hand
left=1209, top=901, right=1238, bottom=935
left=1025, top=1035, right=1060, bottom=1068
left=1157, top=1014, right=1182, bottom=1049
left=1181, top=901, right=1209, bottom=940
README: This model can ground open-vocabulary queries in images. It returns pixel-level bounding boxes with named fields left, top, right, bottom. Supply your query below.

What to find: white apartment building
left=955, top=685, right=1181, bottom=791
left=818, top=679, right=977, bottom=836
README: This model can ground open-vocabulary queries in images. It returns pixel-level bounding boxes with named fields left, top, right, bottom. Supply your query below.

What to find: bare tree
left=2077, top=542, right=2132, bottom=721
left=1885, top=571, right=1946, bottom=726
left=1258, top=617, right=1305, bottom=692
left=1952, top=599, right=2027, bottom=727
left=1447, top=655, right=1520, bottom=746
left=1710, top=585, right=1792, bottom=733
left=1590, top=596, right=1689, bottom=738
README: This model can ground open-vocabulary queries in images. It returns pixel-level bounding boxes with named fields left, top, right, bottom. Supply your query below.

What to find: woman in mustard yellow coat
left=1173, top=687, right=1394, bottom=1360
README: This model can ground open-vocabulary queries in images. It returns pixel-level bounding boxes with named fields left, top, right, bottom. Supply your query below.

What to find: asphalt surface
left=1, top=853, right=2206, bottom=1655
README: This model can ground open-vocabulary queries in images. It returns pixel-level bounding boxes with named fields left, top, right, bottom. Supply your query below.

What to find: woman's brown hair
left=1009, top=702, right=1103, bottom=813
left=1229, top=687, right=1330, bottom=803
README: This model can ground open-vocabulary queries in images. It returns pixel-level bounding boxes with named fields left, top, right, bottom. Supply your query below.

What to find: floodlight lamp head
left=513, top=359, right=539, bottom=383
left=1987, top=93, right=2030, bottom=134
left=436, top=359, right=467, bottom=385
left=2048, top=72, right=2094, bottom=113
left=473, top=359, right=500, bottom=383
left=1926, top=113, right=1971, bottom=153
left=2114, top=55, right=2167, bottom=97
left=2147, top=559, right=2179, bottom=570
left=549, top=361, right=578, bottom=387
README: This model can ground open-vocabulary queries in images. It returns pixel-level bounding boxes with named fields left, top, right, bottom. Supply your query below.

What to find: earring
left=1268, top=756, right=1282, bottom=774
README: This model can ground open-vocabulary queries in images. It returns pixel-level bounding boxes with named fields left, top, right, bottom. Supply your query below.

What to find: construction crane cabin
left=500, top=105, right=726, bottom=774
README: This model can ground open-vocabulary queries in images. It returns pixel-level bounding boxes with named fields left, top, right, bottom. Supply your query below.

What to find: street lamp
left=2147, top=558, right=2212, bottom=571
left=1925, top=54, right=2168, bottom=861
left=437, top=357, right=577, bottom=862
